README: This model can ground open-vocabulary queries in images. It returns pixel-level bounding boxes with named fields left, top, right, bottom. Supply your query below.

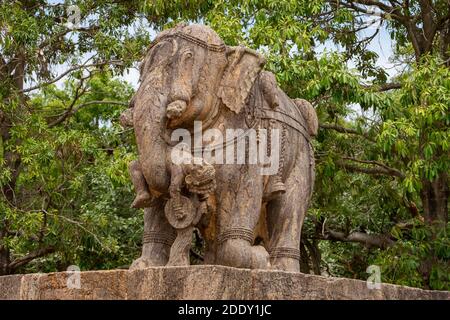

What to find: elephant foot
left=270, top=257, right=300, bottom=273
left=251, top=245, right=270, bottom=269
left=130, top=243, right=171, bottom=270
left=217, top=239, right=270, bottom=270
left=131, top=191, right=152, bottom=208
left=129, top=256, right=157, bottom=270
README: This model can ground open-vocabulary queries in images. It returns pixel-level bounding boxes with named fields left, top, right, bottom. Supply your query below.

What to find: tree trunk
left=420, top=173, right=449, bottom=226
left=419, top=172, right=448, bottom=288
left=0, top=229, right=10, bottom=276
left=0, top=50, right=26, bottom=276
left=303, top=238, right=322, bottom=275
left=299, top=241, right=311, bottom=274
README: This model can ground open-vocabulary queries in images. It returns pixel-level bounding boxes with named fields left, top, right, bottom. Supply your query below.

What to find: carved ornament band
left=270, top=247, right=301, bottom=260
left=261, top=108, right=311, bottom=143
left=217, top=227, right=254, bottom=244
left=150, top=31, right=226, bottom=53
left=143, top=231, right=176, bottom=246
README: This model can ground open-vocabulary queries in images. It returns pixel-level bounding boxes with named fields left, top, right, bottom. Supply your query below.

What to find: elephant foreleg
left=130, top=199, right=176, bottom=270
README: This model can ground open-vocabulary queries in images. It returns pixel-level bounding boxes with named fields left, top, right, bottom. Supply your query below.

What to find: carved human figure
left=121, top=24, right=318, bottom=272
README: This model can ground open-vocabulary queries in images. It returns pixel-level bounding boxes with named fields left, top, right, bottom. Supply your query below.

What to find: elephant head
left=136, top=24, right=266, bottom=129
left=129, top=24, right=266, bottom=195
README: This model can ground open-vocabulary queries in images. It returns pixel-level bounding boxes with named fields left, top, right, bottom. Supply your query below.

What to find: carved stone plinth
left=0, top=266, right=448, bottom=300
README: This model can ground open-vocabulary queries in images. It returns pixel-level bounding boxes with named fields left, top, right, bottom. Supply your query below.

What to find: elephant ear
left=218, top=46, right=266, bottom=114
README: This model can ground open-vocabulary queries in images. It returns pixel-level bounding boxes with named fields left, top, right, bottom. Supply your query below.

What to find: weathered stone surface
left=0, top=270, right=128, bottom=300
left=0, top=274, right=22, bottom=300
left=128, top=265, right=253, bottom=299
left=0, top=265, right=448, bottom=300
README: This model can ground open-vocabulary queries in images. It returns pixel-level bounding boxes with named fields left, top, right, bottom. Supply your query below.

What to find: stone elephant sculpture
left=121, top=24, right=318, bottom=272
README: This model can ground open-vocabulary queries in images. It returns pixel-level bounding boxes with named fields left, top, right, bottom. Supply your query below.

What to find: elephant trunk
left=166, top=49, right=195, bottom=121
left=166, top=80, right=191, bottom=120
left=133, top=87, right=171, bottom=195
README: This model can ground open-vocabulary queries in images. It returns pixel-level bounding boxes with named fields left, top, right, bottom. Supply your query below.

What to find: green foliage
left=379, top=56, right=450, bottom=190
left=373, top=221, right=450, bottom=290
left=1, top=74, right=141, bottom=272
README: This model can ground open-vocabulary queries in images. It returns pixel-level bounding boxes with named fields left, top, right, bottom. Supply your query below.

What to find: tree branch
left=363, top=82, right=402, bottom=91
left=39, top=26, right=100, bottom=50
left=353, top=0, right=395, bottom=13
left=20, top=60, right=123, bottom=93
left=48, top=76, right=88, bottom=128
left=342, top=156, right=405, bottom=178
left=319, top=123, right=376, bottom=142
left=322, top=229, right=395, bottom=249
left=8, top=246, right=55, bottom=271
left=336, top=158, right=405, bottom=178
left=190, top=249, right=204, bottom=261
left=336, top=0, right=406, bottom=22
left=73, top=100, right=129, bottom=110
left=48, top=100, right=128, bottom=128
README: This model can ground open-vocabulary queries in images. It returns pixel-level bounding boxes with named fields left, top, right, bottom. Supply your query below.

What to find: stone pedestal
left=0, top=265, right=448, bottom=300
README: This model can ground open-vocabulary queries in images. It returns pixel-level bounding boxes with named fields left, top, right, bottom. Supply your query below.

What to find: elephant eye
left=179, top=50, right=194, bottom=72
left=181, top=50, right=193, bottom=62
